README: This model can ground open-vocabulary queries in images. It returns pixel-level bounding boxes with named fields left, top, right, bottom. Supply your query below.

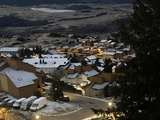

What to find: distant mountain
left=0, top=0, right=133, bottom=6
left=113, top=0, right=133, bottom=3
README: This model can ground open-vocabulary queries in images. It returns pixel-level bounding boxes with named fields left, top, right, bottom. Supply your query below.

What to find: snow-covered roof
left=92, top=82, right=110, bottom=90
left=98, top=58, right=104, bottom=64
left=72, top=45, right=82, bottom=49
left=122, top=48, right=130, bottom=51
left=103, top=51, right=115, bottom=56
left=48, top=50, right=58, bottom=55
left=66, top=73, right=79, bottom=79
left=83, top=48, right=90, bottom=51
left=130, top=53, right=136, bottom=58
left=23, top=58, right=69, bottom=68
left=87, top=55, right=96, bottom=60
left=109, top=81, right=120, bottom=87
left=118, top=43, right=124, bottom=46
left=100, top=40, right=107, bottom=43
left=87, top=62, right=93, bottom=65
left=63, top=46, right=69, bottom=49
left=97, top=66, right=104, bottom=71
left=42, top=54, right=65, bottom=59
left=107, top=40, right=112, bottom=44
left=83, top=69, right=99, bottom=78
left=0, top=67, right=37, bottom=88
left=77, top=74, right=82, bottom=78
left=67, top=63, right=81, bottom=70
left=115, top=51, right=123, bottom=54
left=67, top=64, right=74, bottom=69
left=0, top=61, right=6, bottom=67
left=0, top=47, right=22, bottom=52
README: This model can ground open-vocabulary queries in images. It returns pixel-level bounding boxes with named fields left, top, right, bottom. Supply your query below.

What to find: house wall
left=89, top=75, right=104, bottom=84
left=8, top=78, right=41, bottom=98
left=0, top=74, right=9, bottom=92
left=82, top=66, right=92, bottom=72
left=68, top=48, right=73, bottom=53
left=102, top=72, right=117, bottom=82
left=0, top=62, right=8, bottom=71
left=6, top=58, right=17, bottom=69
left=82, top=74, right=90, bottom=84
left=75, top=66, right=82, bottom=72
left=85, top=84, right=104, bottom=98
left=60, top=77, right=82, bottom=85
left=18, top=85, right=36, bottom=98
left=36, top=76, right=43, bottom=94
left=89, top=50, right=98, bottom=55
left=7, top=78, right=20, bottom=98
left=115, top=53, right=124, bottom=59
left=37, top=68, right=58, bottom=74
left=74, top=49, right=82, bottom=53
left=103, top=55, right=115, bottom=60
left=6, top=58, right=36, bottom=73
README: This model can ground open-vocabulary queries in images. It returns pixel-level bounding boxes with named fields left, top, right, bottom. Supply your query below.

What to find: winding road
left=34, top=92, right=109, bottom=120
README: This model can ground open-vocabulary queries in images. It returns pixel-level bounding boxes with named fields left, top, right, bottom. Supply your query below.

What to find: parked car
left=0, top=96, right=9, bottom=102
left=60, top=96, right=70, bottom=102
left=30, top=97, right=47, bottom=111
left=20, top=96, right=37, bottom=111
left=6, top=99, right=16, bottom=107
left=13, top=98, right=26, bottom=109
left=1, top=98, right=10, bottom=107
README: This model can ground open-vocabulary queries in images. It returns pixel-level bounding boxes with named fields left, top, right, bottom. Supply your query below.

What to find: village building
left=22, top=54, right=70, bottom=74
left=0, top=58, right=43, bottom=98
left=0, top=47, right=23, bottom=57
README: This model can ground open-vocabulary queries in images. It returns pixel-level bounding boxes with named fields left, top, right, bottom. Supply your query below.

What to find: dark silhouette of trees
left=103, top=58, right=112, bottom=73
left=49, top=80, right=64, bottom=101
left=113, top=0, right=160, bottom=120
left=92, top=0, right=160, bottom=120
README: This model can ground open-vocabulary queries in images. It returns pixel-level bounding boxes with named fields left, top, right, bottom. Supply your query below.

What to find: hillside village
left=0, top=36, right=134, bottom=99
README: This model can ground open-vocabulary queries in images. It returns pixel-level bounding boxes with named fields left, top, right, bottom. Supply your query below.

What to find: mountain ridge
left=0, top=0, right=133, bottom=6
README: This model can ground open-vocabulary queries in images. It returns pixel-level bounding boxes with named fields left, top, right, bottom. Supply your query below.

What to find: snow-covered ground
left=32, top=100, right=81, bottom=116
left=0, top=92, right=81, bottom=119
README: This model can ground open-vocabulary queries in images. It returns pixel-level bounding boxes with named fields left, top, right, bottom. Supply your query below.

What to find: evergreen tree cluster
left=114, top=0, right=160, bottom=120
left=92, top=0, right=160, bottom=120
left=17, top=45, right=44, bottom=59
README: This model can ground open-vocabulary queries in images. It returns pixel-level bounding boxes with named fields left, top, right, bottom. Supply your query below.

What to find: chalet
left=61, top=64, right=93, bottom=87
left=0, top=58, right=43, bottom=98
left=0, top=47, right=23, bottom=57
left=82, top=48, right=89, bottom=54
left=60, top=46, right=70, bottom=52
left=103, top=51, right=115, bottom=60
left=23, top=54, right=70, bottom=74
left=85, top=82, right=110, bottom=98
left=73, top=47, right=82, bottom=53
left=89, top=49, right=98, bottom=55
left=115, top=50, right=124, bottom=59
left=84, top=72, right=117, bottom=98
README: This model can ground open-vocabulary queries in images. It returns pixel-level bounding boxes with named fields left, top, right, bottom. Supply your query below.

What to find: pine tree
left=114, top=0, right=160, bottom=120
left=49, top=81, right=64, bottom=101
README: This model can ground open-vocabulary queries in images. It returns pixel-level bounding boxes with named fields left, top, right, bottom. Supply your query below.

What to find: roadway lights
left=108, top=102, right=112, bottom=107
left=35, top=115, right=40, bottom=119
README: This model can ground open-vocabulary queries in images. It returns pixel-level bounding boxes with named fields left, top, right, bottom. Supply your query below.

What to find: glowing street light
left=108, top=102, right=113, bottom=107
left=35, top=115, right=40, bottom=119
